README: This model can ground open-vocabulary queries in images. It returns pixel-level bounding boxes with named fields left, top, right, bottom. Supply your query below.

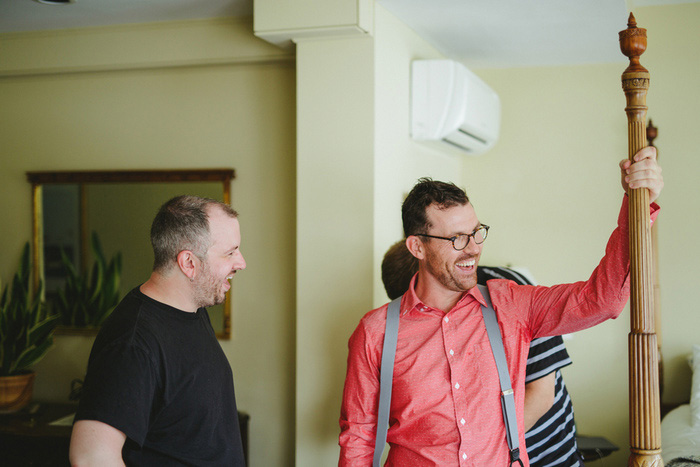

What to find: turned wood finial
left=619, top=13, right=648, bottom=73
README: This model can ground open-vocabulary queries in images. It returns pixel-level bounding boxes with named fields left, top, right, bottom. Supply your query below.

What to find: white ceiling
left=377, top=0, right=699, bottom=68
left=0, top=0, right=696, bottom=68
left=379, top=0, right=630, bottom=68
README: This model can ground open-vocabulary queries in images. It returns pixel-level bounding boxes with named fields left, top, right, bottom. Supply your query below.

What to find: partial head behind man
left=381, top=240, right=418, bottom=301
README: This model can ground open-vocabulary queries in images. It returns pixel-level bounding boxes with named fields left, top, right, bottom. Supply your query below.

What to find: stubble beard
left=425, top=251, right=478, bottom=294
left=193, top=261, right=227, bottom=309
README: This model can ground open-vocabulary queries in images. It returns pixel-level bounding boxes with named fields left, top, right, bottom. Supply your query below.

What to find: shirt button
left=462, top=453, right=467, bottom=460
left=444, top=316, right=449, bottom=323
left=449, top=349, right=454, bottom=356
left=455, top=382, right=460, bottom=389
left=460, top=418, right=466, bottom=425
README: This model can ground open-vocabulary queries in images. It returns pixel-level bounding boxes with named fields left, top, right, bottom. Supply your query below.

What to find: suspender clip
left=509, top=448, right=524, bottom=466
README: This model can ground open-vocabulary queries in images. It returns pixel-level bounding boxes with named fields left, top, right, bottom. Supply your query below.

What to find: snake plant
left=0, top=243, right=59, bottom=376
left=53, top=232, right=122, bottom=328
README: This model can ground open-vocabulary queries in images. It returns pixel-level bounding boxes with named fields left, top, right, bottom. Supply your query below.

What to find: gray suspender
left=373, top=286, right=521, bottom=466
left=478, top=284, right=522, bottom=465
left=373, top=296, right=401, bottom=467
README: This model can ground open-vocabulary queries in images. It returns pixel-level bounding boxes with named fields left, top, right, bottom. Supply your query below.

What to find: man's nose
left=236, top=252, right=247, bottom=270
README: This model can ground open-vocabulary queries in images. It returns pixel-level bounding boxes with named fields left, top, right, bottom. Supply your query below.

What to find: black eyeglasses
left=415, top=225, right=489, bottom=251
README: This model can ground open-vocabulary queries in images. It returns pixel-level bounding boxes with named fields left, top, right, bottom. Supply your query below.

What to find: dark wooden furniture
left=0, top=402, right=74, bottom=466
left=577, top=435, right=619, bottom=463
left=0, top=402, right=250, bottom=466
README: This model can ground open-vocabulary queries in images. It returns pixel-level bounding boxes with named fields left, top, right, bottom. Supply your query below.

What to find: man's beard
left=192, top=260, right=227, bottom=308
left=424, top=250, right=478, bottom=293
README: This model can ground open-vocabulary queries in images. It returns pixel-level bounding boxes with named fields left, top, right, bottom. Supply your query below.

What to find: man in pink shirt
left=339, top=148, right=663, bottom=466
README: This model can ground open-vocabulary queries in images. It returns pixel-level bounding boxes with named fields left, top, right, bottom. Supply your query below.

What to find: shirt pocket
left=470, top=327, right=521, bottom=395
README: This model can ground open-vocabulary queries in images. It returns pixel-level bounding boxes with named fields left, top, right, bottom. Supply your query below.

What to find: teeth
left=456, top=259, right=476, bottom=268
left=227, top=275, right=234, bottom=280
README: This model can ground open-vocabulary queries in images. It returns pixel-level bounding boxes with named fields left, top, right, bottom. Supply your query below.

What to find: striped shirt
left=478, top=266, right=581, bottom=466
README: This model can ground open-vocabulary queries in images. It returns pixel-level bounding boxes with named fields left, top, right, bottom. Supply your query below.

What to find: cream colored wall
left=634, top=4, right=700, bottom=404
left=295, top=35, right=376, bottom=466
left=0, top=18, right=296, bottom=467
left=373, top=5, right=464, bottom=306
left=466, top=4, right=700, bottom=464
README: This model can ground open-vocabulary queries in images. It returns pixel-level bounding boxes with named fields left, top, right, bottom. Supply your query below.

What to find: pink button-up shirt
left=339, top=197, right=659, bottom=466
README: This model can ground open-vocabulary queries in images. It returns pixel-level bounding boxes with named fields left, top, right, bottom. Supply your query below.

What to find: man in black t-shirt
left=70, top=195, right=247, bottom=466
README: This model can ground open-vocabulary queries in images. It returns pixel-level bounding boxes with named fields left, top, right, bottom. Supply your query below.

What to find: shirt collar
left=403, top=272, right=487, bottom=315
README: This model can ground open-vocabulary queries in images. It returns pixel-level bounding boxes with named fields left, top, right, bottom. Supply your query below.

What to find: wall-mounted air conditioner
left=411, top=59, right=500, bottom=155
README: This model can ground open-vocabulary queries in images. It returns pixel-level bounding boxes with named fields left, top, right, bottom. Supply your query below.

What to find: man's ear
left=176, top=250, right=198, bottom=280
left=406, top=236, right=425, bottom=260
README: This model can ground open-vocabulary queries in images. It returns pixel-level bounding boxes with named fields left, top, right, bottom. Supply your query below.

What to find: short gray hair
left=150, top=195, right=238, bottom=272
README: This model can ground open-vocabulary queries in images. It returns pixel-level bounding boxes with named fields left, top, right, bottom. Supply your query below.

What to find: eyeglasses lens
left=453, top=227, right=488, bottom=250
left=453, top=235, right=469, bottom=250
left=474, top=227, right=487, bottom=244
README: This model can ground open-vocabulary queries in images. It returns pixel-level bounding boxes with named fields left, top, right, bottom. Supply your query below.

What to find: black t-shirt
left=75, top=287, right=245, bottom=466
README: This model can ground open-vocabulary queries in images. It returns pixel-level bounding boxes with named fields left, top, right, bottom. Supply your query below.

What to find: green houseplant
left=0, top=243, right=60, bottom=412
left=53, top=232, right=122, bottom=328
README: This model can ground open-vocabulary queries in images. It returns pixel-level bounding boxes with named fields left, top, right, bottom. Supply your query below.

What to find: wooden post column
left=619, top=13, right=663, bottom=467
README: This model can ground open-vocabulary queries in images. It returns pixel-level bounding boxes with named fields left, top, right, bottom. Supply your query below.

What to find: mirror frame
left=26, top=169, right=236, bottom=339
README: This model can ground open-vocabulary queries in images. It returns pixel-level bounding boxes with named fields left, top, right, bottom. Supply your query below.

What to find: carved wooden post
left=619, top=13, right=663, bottom=466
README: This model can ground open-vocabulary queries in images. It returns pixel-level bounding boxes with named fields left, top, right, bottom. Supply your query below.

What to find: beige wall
left=295, top=34, right=376, bottom=465
left=373, top=5, right=463, bottom=306
left=466, top=4, right=700, bottom=464
left=0, top=18, right=296, bottom=467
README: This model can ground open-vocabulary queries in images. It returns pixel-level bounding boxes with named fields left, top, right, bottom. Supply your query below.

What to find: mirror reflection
left=27, top=169, right=235, bottom=339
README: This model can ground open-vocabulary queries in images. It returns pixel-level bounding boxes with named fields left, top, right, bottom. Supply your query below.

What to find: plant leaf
left=12, top=339, right=54, bottom=374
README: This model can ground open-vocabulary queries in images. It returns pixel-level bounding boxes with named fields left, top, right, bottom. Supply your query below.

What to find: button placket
left=445, top=316, right=462, bottom=392
left=443, top=311, right=470, bottom=464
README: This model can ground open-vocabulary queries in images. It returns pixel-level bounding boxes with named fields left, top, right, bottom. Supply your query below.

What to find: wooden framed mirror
left=26, top=169, right=235, bottom=339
